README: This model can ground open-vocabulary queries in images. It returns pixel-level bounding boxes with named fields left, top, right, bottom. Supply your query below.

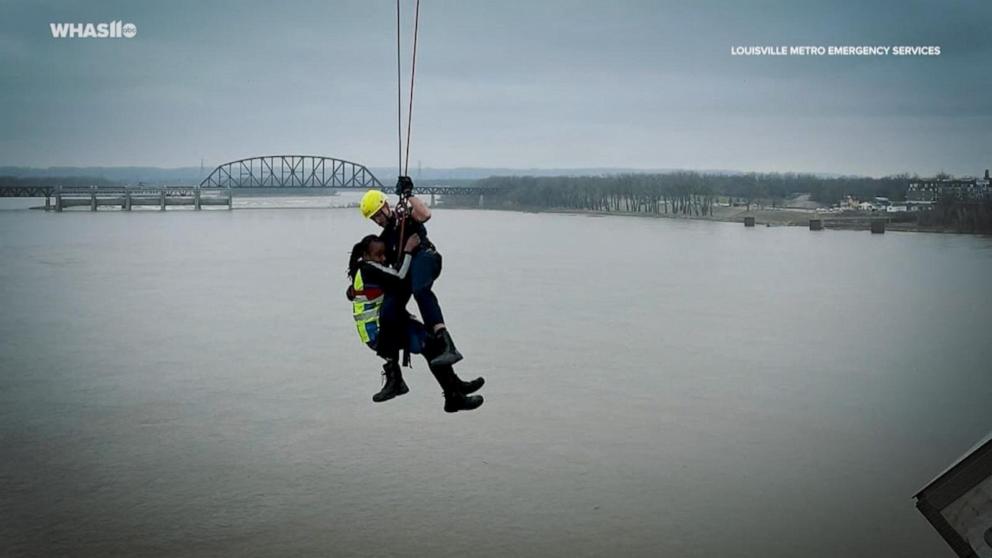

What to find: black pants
left=368, top=316, right=459, bottom=393
left=376, top=249, right=444, bottom=361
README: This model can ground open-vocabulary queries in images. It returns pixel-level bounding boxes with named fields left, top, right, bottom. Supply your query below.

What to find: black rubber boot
left=428, top=361, right=483, bottom=413
left=372, top=360, right=409, bottom=403
left=429, top=328, right=463, bottom=367
left=456, top=375, right=485, bottom=395
left=444, top=390, right=484, bottom=413
left=421, top=333, right=482, bottom=395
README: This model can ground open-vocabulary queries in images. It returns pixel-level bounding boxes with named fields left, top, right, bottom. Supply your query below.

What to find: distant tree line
left=917, top=198, right=992, bottom=233
left=442, top=172, right=913, bottom=214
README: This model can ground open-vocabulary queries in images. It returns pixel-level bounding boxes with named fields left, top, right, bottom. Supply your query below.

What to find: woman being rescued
left=346, top=233, right=484, bottom=413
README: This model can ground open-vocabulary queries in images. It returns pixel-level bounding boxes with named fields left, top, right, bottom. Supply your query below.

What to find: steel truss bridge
left=0, top=155, right=495, bottom=198
left=200, top=155, right=383, bottom=189
left=198, top=155, right=494, bottom=196
left=0, top=185, right=59, bottom=197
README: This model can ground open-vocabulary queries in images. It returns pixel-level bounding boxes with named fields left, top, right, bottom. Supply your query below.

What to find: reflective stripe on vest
left=352, top=269, right=382, bottom=344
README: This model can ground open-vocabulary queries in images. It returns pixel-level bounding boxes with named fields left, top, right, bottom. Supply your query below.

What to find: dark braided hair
left=347, top=234, right=382, bottom=279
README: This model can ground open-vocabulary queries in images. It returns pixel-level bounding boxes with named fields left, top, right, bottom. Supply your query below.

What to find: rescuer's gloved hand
left=395, top=176, right=414, bottom=197
left=394, top=200, right=408, bottom=219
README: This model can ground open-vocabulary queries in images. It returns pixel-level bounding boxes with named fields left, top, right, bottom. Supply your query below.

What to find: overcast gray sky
left=1, top=0, right=989, bottom=176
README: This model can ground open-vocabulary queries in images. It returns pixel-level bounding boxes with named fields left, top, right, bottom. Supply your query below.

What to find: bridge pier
left=42, top=186, right=232, bottom=211
left=430, top=193, right=435, bottom=207
left=45, top=195, right=50, bottom=211
left=479, top=193, right=485, bottom=208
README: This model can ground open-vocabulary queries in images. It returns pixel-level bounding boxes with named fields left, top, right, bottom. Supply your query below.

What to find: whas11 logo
left=50, top=21, right=137, bottom=39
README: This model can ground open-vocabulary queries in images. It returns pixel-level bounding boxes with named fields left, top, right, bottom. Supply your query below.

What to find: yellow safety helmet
left=359, top=190, right=387, bottom=219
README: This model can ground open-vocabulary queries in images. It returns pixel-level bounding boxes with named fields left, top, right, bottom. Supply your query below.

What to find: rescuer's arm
left=395, top=176, right=431, bottom=223
left=408, top=195, right=431, bottom=223
left=361, top=236, right=418, bottom=288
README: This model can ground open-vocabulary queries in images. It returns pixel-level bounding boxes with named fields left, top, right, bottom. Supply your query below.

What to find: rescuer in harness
left=358, top=178, right=463, bottom=370
left=346, top=233, right=483, bottom=412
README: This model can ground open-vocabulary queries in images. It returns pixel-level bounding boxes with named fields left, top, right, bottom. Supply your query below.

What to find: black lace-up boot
left=426, top=362, right=483, bottom=413
left=422, top=333, right=483, bottom=395
left=372, top=360, right=409, bottom=403
left=457, top=375, right=484, bottom=394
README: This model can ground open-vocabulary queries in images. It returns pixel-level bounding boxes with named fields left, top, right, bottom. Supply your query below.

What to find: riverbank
left=548, top=205, right=818, bottom=226
left=11, top=194, right=977, bottom=234
left=526, top=205, right=971, bottom=234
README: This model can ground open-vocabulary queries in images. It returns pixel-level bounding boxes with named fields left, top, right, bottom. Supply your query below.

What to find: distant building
left=840, top=195, right=860, bottom=209
left=908, top=170, right=992, bottom=202
left=904, top=201, right=933, bottom=211
left=842, top=196, right=888, bottom=212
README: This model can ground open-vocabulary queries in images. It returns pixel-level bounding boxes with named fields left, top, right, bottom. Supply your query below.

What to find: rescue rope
left=395, top=0, right=421, bottom=178
left=403, top=0, right=421, bottom=177
left=395, top=0, right=403, bottom=176
left=394, top=0, right=422, bottom=368
left=394, top=0, right=422, bottom=276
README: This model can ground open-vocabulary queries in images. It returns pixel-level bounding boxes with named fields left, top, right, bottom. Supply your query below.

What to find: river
left=1, top=202, right=990, bottom=557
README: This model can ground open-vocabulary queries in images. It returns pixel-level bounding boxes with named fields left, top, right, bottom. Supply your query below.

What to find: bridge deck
left=1, top=184, right=493, bottom=211
left=1, top=184, right=495, bottom=197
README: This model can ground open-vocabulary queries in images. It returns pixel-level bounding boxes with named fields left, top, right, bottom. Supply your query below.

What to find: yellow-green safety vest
left=352, top=269, right=383, bottom=344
